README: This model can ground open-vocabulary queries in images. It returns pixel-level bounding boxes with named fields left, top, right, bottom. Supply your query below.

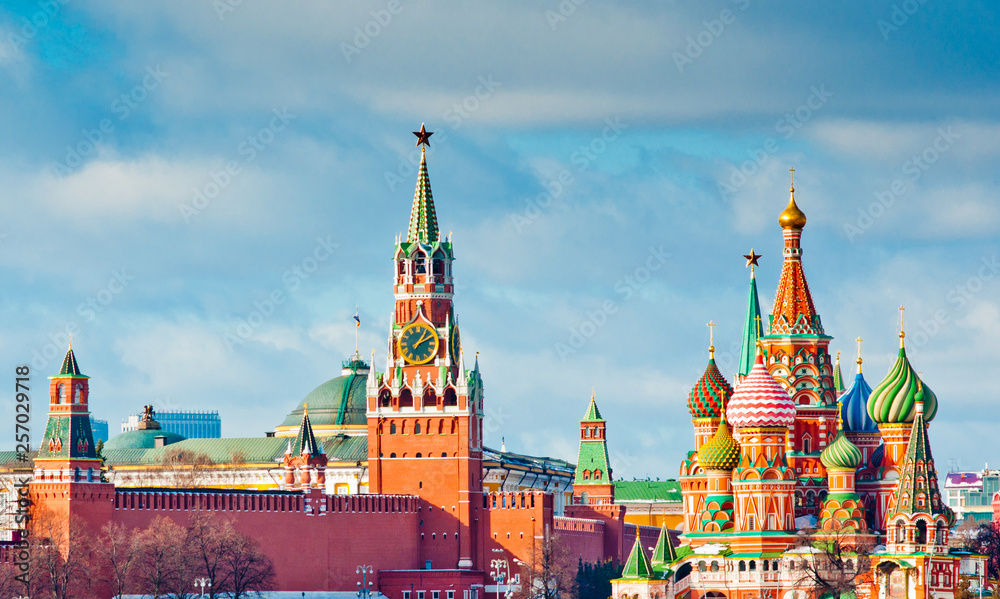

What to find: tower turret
left=573, top=393, right=614, bottom=505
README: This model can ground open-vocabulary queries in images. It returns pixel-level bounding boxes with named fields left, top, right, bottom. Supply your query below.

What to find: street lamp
left=357, top=564, right=375, bottom=599
left=194, top=577, right=212, bottom=599
left=491, top=549, right=511, bottom=599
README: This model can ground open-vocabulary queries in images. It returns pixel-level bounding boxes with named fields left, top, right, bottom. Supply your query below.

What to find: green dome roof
left=698, top=420, right=740, bottom=471
left=278, top=360, right=370, bottom=430
left=104, top=428, right=186, bottom=450
left=820, top=430, right=863, bottom=470
left=866, top=345, right=937, bottom=424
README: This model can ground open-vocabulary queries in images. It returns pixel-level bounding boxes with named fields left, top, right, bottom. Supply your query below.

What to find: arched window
left=749, top=560, right=756, bottom=571
left=710, top=561, right=719, bottom=572
left=414, top=422, right=421, bottom=434
left=415, top=453, right=422, bottom=458
left=390, top=422, right=397, bottom=434
left=57, top=384, right=66, bottom=404
left=415, top=252, right=426, bottom=274
left=896, top=522, right=905, bottom=543
left=584, top=428, right=591, bottom=438
left=739, top=561, right=746, bottom=572
left=916, top=520, right=927, bottom=544
left=763, top=560, right=769, bottom=571
left=698, top=561, right=707, bottom=572
left=803, top=437, right=811, bottom=454
left=74, top=384, right=84, bottom=404
left=444, top=388, right=458, bottom=407
left=379, top=389, right=392, bottom=408
left=399, top=389, right=414, bottom=409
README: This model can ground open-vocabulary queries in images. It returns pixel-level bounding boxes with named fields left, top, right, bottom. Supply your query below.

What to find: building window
left=584, top=428, right=590, bottom=438
left=433, top=593, right=440, bottom=599
left=418, top=592, right=426, bottom=599
left=415, top=422, right=422, bottom=434
left=390, top=422, right=397, bottom=434
left=448, top=592, right=455, bottom=599
left=404, top=593, right=411, bottom=599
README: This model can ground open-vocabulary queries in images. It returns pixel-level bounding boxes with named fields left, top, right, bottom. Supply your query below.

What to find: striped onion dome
left=866, top=345, right=937, bottom=424
left=698, top=417, right=741, bottom=471
left=688, top=356, right=734, bottom=419
left=840, top=372, right=877, bottom=432
left=727, top=352, right=796, bottom=429
left=820, top=429, right=863, bottom=470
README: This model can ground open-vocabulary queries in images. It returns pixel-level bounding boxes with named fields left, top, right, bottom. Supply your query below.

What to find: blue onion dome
left=821, top=429, right=863, bottom=470
left=871, top=444, right=885, bottom=468
left=841, top=372, right=876, bottom=432
left=867, top=343, right=937, bottom=424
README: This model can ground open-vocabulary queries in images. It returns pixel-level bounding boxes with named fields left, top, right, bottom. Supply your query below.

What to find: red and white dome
left=728, top=353, right=795, bottom=429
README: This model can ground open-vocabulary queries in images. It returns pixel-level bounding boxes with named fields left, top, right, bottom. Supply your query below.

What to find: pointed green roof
left=738, top=273, right=762, bottom=377
left=833, top=352, right=845, bottom=392
left=293, top=408, right=323, bottom=458
left=407, top=149, right=439, bottom=244
left=621, top=536, right=653, bottom=579
left=888, top=393, right=951, bottom=523
left=582, top=395, right=604, bottom=421
left=650, top=525, right=677, bottom=566
left=58, top=346, right=86, bottom=377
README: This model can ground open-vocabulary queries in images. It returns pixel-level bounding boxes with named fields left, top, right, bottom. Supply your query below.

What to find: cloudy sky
left=1, top=1, right=998, bottom=479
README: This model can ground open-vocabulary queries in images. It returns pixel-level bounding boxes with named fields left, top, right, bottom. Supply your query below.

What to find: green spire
left=833, top=351, right=845, bottom=392
left=575, top=393, right=611, bottom=485
left=293, top=405, right=323, bottom=457
left=58, top=344, right=85, bottom=377
left=888, top=389, right=952, bottom=523
left=621, top=536, right=653, bottom=579
left=650, top=524, right=676, bottom=566
left=738, top=271, right=762, bottom=377
left=582, top=392, right=604, bottom=421
left=407, top=147, right=439, bottom=244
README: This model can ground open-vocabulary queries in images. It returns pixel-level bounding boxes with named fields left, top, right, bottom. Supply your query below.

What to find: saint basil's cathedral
left=0, top=128, right=983, bottom=598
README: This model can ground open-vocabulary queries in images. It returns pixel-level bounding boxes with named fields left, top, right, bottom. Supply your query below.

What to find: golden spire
left=303, top=402, right=308, bottom=415
left=778, top=166, right=807, bottom=230
left=898, top=305, right=906, bottom=347
left=855, top=337, right=863, bottom=372
left=68, top=333, right=73, bottom=350
left=707, top=320, right=716, bottom=358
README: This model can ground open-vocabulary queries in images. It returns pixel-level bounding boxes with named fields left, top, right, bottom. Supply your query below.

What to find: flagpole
left=355, top=306, right=360, bottom=358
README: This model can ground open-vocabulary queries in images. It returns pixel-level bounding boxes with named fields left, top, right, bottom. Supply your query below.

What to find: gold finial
left=836, top=399, right=844, bottom=432
left=591, top=387, right=595, bottom=402
left=68, top=333, right=73, bottom=350
left=789, top=166, right=795, bottom=192
left=898, top=305, right=906, bottom=347
left=855, top=337, right=863, bottom=372
left=779, top=167, right=807, bottom=230
left=755, top=314, right=764, bottom=338
left=707, top=321, right=716, bottom=358
left=303, top=402, right=308, bottom=415
left=720, top=397, right=727, bottom=424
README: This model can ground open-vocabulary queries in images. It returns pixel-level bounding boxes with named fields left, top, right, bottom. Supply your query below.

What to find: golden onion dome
left=779, top=193, right=807, bottom=229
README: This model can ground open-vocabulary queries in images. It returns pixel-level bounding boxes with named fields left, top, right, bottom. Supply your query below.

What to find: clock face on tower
left=450, top=325, right=461, bottom=365
left=399, top=322, right=439, bottom=365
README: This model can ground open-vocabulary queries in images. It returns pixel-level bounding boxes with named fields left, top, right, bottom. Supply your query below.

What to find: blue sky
left=1, top=1, right=998, bottom=479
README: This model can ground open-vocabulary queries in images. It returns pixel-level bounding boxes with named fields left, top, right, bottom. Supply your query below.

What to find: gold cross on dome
left=707, top=321, right=715, bottom=346
left=789, top=166, right=795, bottom=190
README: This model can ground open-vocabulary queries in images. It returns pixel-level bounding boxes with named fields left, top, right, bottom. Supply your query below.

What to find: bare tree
left=0, top=560, right=28, bottom=599
left=966, top=522, right=1000, bottom=580
left=187, top=511, right=233, bottom=598
left=28, top=510, right=96, bottom=599
left=221, top=528, right=277, bottom=598
left=790, top=528, right=876, bottom=599
left=513, top=526, right=578, bottom=599
left=95, top=521, right=141, bottom=599
left=136, top=515, right=194, bottom=599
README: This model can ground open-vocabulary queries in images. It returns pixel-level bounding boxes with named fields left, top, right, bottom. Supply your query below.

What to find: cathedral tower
left=759, top=171, right=837, bottom=517
left=573, top=394, right=614, bottom=505
left=366, top=126, right=483, bottom=570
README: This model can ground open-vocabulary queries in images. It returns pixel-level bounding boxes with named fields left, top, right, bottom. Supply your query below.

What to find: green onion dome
left=698, top=418, right=741, bottom=471
left=866, top=344, right=937, bottom=424
left=820, top=429, right=863, bottom=470
left=688, top=354, right=734, bottom=419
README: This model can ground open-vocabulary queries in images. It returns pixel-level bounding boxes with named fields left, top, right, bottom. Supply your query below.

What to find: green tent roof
left=621, top=536, right=653, bottom=579
left=614, top=480, right=682, bottom=503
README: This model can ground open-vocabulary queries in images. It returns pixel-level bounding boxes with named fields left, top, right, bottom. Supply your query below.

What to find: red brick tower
left=759, top=170, right=837, bottom=518
left=29, top=345, right=114, bottom=545
left=366, top=126, right=483, bottom=570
